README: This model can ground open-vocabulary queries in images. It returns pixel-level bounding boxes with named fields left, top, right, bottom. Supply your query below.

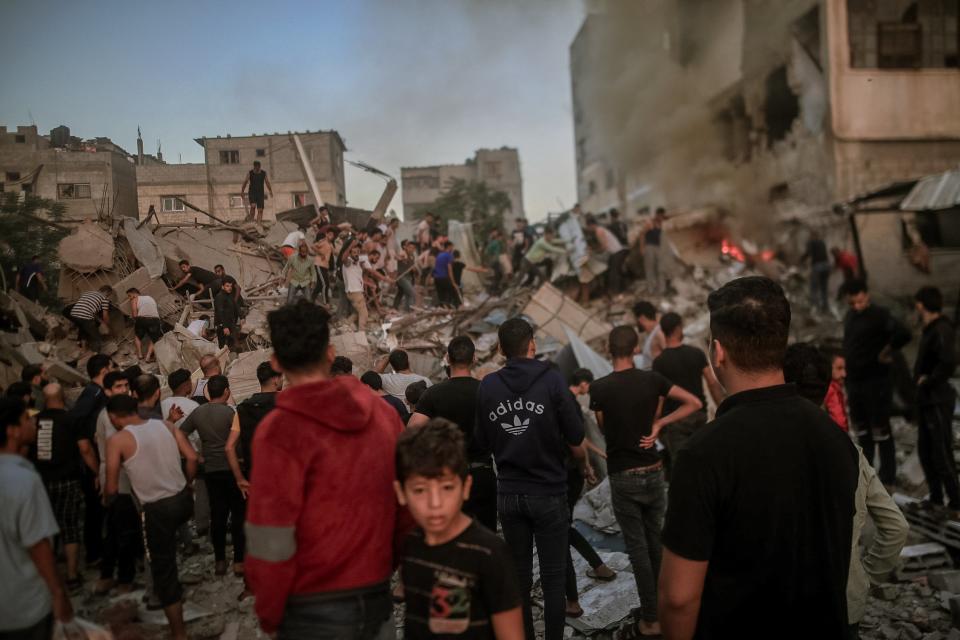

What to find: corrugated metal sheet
left=901, top=170, right=960, bottom=211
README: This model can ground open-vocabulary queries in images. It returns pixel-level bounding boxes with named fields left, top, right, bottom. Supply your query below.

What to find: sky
left=0, top=0, right=585, bottom=221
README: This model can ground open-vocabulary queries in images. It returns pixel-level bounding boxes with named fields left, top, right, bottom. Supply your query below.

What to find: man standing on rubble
left=341, top=239, right=370, bottom=331
left=284, top=240, right=317, bottom=305
left=68, top=285, right=113, bottom=354
left=590, top=325, right=702, bottom=637
left=241, top=160, right=273, bottom=224
left=912, top=286, right=959, bottom=514
left=518, top=226, right=566, bottom=288
left=245, top=300, right=411, bottom=638
left=633, top=301, right=665, bottom=370
left=214, top=277, right=241, bottom=350
left=105, top=394, right=197, bottom=640
left=226, top=362, right=282, bottom=500
left=586, top=215, right=628, bottom=296
left=801, top=231, right=831, bottom=312
left=16, top=254, right=48, bottom=302
left=408, top=336, right=496, bottom=531
left=842, top=279, right=911, bottom=488
left=127, top=287, right=162, bottom=363
left=639, top=207, right=668, bottom=296
left=659, top=276, right=859, bottom=639
left=475, top=317, right=589, bottom=640
left=652, top=312, right=726, bottom=475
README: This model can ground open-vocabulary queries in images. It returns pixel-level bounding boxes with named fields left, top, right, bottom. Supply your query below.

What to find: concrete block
left=930, top=570, right=960, bottom=594
left=44, top=360, right=88, bottom=385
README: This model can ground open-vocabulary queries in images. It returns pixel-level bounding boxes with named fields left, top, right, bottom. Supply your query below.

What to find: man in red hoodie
left=245, top=300, right=411, bottom=639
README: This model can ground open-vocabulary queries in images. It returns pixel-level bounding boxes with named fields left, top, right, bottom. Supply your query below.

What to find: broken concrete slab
left=929, top=569, right=960, bottom=594
left=155, top=227, right=280, bottom=293
left=121, top=217, right=166, bottom=278
left=566, top=552, right=640, bottom=633
left=330, top=330, right=372, bottom=373
left=112, top=267, right=180, bottom=320
left=226, top=349, right=272, bottom=403
left=44, top=360, right=88, bottom=385
left=154, top=326, right=220, bottom=378
left=58, top=221, right=115, bottom=273
left=573, top=477, right=620, bottom=534
left=523, top=283, right=612, bottom=345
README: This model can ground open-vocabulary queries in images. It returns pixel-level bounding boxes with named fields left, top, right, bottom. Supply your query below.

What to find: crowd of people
left=3, top=264, right=957, bottom=640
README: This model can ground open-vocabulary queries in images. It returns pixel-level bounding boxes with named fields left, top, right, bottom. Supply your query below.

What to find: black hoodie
left=476, top=358, right=584, bottom=496
left=236, top=391, right=277, bottom=475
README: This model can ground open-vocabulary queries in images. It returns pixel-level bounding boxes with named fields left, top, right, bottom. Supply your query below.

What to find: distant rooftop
left=193, top=129, right=346, bottom=150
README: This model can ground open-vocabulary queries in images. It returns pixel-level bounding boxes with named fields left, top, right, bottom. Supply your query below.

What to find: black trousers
left=101, top=493, right=140, bottom=584
left=607, top=250, right=629, bottom=294
left=80, top=468, right=103, bottom=563
left=217, top=325, right=236, bottom=349
left=848, top=375, right=896, bottom=486
left=464, top=465, right=497, bottom=532
left=566, top=469, right=604, bottom=601
left=143, top=489, right=193, bottom=607
left=205, top=470, right=246, bottom=563
left=917, top=398, right=960, bottom=508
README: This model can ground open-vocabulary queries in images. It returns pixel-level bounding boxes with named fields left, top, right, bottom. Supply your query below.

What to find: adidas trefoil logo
left=501, top=414, right=530, bottom=436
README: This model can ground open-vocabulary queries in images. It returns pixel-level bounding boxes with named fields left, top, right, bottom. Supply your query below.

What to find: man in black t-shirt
left=409, top=336, right=495, bottom=531
left=659, top=276, right=859, bottom=640
left=590, top=326, right=702, bottom=637
left=652, top=312, right=726, bottom=476
left=172, top=260, right=221, bottom=298
left=32, top=383, right=99, bottom=588
left=241, top=160, right=274, bottom=224
left=395, top=419, right=522, bottom=640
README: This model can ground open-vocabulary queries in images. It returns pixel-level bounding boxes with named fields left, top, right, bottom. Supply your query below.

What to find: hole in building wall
left=769, top=183, right=790, bottom=202
left=764, top=65, right=800, bottom=147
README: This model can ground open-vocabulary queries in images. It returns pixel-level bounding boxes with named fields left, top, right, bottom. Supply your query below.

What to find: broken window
left=219, top=150, right=240, bottom=164
left=255, top=148, right=265, bottom=157
left=229, top=194, right=245, bottom=208
left=14, top=135, right=25, bottom=143
left=915, top=208, right=960, bottom=248
left=293, top=192, right=309, bottom=208
left=5, top=171, right=20, bottom=181
left=764, top=66, right=799, bottom=147
left=848, top=0, right=959, bottom=68
left=57, top=183, right=91, bottom=199
left=161, top=196, right=185, bottom=212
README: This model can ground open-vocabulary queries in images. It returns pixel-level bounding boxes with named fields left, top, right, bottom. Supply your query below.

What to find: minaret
left=157, top=139, right=163, bottom=163
left=137, top=126, right=144, bottom=165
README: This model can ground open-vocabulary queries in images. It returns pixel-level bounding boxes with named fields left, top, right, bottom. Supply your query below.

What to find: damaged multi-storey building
left=0, top=124, right=138, bottom=219
left=570, top=0, right=960, bottom=222
left=136, top=130, right=347, bottom=224
left=401, top=147, right=525, bottom=221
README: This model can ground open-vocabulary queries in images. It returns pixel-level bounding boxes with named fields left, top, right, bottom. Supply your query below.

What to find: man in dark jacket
left=214, top=277, right=240, bottom=349
left=475, top=318, right=588, bottom=640
left=913, top=286, right=959, bottom=512
left=227, top=362, right=282, bottom=496
left=842, top=279, right=911, bottom=487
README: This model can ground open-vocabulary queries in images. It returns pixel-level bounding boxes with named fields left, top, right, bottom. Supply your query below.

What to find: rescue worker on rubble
left=214, top=278, right=240, bottom=350
left=241, top=161, right=273, bottom=224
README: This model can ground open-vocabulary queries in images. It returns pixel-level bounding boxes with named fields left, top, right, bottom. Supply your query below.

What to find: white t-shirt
left=283, top=230, right=306, bottom=248
left=381, top=372, right=432, bottom=403
left=342, top=257, right=371, bottom=293
left=595, top=227, right=624, bottom=254
left=160, top=396, right=200, bottom=429
left=186, top=319, right=209, bottom=338
left=135, top=295, right=160, bottom=319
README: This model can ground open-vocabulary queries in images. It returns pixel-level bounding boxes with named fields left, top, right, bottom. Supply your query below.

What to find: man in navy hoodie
left=476, top=317, right=587, bottom=640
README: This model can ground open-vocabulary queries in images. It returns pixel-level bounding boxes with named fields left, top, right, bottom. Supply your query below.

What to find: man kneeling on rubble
left=245, top=300, right=412, bottom=639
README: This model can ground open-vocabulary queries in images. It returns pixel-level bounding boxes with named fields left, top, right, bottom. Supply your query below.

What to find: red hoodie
left=245, top=375, right=411, bottom=632
left=824, top=380, right=848, bottom=432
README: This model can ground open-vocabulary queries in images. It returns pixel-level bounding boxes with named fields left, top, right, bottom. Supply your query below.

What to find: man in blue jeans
left=476, top=317, right=589, bottom=640
left=589, top=326, right=702, bottom=637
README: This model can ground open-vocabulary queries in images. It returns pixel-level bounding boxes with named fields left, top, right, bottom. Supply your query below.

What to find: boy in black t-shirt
left=394, top=419, right=523, bottom=640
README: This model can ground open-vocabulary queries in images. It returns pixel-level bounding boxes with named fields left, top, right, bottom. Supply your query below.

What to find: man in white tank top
left=126, top=287, right=162, bottom=363
left=105, top=394, right=197, bottom=640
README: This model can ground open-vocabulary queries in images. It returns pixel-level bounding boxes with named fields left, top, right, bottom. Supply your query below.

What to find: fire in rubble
left=721, top=238, right=775, bottom=265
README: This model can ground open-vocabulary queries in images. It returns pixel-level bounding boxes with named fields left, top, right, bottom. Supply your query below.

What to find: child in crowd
left=394, top=419, right=523, bottom=639
left=824, top=352, right=849, bottom=432
left=404, top=380, right=428, bottom=415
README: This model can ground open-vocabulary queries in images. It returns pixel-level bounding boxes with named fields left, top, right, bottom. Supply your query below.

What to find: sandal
left=587, top=565, right=617, bottom=582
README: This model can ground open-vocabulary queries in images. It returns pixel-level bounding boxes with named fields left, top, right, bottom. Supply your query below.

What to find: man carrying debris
left=180, top=375, right=245, bottom=577
left=517, top=226, right=566, bottom=288
left=246, top=300, right=412, bottom=638
left=126, top=287, right=162, bottom=363
left=68, top=285, right=113, bottom=354
left=638, top=207, right=667, bottom=296
left=16, top=254, right=47, bottom=302
left=842, top=279, right=910, bottom=489
left=652, top=312, right=726, bottom=475
left=586, top=215, right=628, bottom=296
left=659, top=276, right=859, bottom=640
left=284, top=239, right=317, bottom=305
left=105, top=394, right=197, bottom=640
left=393, top=240, right=419, bottom=312
left=374, top=349, right=431, bottom=404
left=241, top=160, right=273, bottom=224
left=172, top=260, right=220, bottom=299
left=590, top=325, right=702, bottom=638
left=214, top=277, right=241, bottom=349
left=912, top=286, right=959, bottom=514
left=226, top=362, right=282, bottom=499
left=475, top=317, right=588, bottom=640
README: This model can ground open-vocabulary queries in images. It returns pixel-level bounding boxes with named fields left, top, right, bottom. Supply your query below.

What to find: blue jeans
left=393, top=277, right=416, bottom=312
left=609, top=468, right=666, bottom=623
left=498, top=493, right=569, bottom=640
left=279, top=584, right=394, bottom=640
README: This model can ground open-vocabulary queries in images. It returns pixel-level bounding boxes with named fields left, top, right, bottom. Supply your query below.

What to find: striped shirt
left=71, top=292, right=109, bottom=320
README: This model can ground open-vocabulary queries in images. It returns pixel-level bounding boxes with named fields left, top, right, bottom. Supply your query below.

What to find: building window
left=293, top=192, right=309, bottom=208
left=161, top=195, right=185, bottom=212
left=219, top=150, right=240, bottom=164
left=229, top=194, right=246, bottom=208
left=484, top=162, right=503, bottom=180
left=57, top=183, right=92, bottom=199
left=878, top=22, right=922, bottom=68
left=14, top=135, right=25, bottom=143
left=5, top=172, right=20, bottom=181
left=255, top=148, right=265, bottom=157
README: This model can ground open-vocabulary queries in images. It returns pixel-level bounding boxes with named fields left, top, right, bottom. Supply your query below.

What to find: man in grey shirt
left=180, top=375, right=244, bottom=576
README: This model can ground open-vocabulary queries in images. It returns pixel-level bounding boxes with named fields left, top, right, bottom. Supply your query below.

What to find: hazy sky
left=0, top=0, right=584, bottom=221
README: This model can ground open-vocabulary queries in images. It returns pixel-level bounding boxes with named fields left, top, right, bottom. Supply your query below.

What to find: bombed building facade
left=400, top=147, right=525, bottom=220
left=570, top=0, right=960, bottom=222
left=136, top=130, right=347, bottom=224
left=0, top=124, right=138, bottom=220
